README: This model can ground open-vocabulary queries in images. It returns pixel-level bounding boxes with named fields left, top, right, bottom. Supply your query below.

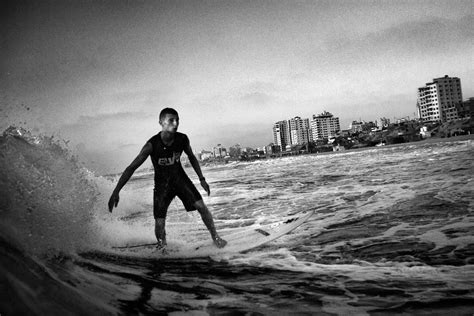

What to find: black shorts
left=153, top=175, right=203, bottom=219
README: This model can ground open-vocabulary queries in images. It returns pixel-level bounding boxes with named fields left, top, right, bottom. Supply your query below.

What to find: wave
left=0, top=126, right=101, bottom=256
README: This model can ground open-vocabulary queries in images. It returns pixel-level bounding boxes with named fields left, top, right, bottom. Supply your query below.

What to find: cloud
left=65, top=111, right=152, bottom=127
left=117, top=143, right=140, bottom=149
left=313, top=15, right=473, bottom=68
left=190, top=122, right=271, bottom=149
left=240, top=92, right=273, bottom=106
left=104, top=87, right=178, bottom=111
left=58, top=111, right=157, bottom=150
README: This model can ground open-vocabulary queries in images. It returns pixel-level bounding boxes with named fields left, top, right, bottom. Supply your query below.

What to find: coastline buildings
left=350, top=121, right=364, bottom=134
left=380, top=117, right=391, bottom=128
left=213, top=144, right=227, bottom=158
left=457, top=97, right=473, bottom=119
left=198, top=150, right=213, bottom=161
left=417, top=75, right=463, bottom=123
left=196, top=75, right=470, bottom=161
left=273, top=112, right=341, bottom=150
left=273, top=120, right=290, bottom=150
left=289, top=116, right=312, bottom=145
left=265, top=143, right=281, bottom=155
left=311, top=111, right=340, bottom=140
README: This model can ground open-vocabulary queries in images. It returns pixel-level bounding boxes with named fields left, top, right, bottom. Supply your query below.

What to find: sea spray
left=0, top=126, right=135, bottom=315
left=0, top=126, right=100, bottom=255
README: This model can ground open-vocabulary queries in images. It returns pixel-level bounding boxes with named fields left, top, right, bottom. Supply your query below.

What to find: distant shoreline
left=295, top=134, right=473, bottom=160
left=201, top=134, right=474, bottom=167
left=113, top=134, right=473, bottom=176
left=408, top=133, right=473, bottom=145
left=321, top=133, right=473, bottom=155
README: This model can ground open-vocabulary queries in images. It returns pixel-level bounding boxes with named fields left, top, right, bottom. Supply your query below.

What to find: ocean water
left=1, top=128, right=474, bottom=315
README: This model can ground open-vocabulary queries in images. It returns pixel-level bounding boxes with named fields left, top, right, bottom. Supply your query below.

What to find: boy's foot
left=213, top=236, right=227, bottom=248
left=153, top=244, right=168, bottom=255
left=153, top=239, right=168, bottom=255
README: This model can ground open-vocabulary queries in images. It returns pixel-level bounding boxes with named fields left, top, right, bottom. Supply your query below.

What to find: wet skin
left=108, top=113, right=227, bottom=249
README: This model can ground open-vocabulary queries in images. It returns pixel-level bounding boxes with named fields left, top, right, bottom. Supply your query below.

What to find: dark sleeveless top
left=147, top=132, right=189, bottom=182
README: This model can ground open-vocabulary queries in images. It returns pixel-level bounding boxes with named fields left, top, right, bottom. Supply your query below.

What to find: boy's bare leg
left=194, top=200, right=227, bottom=248
left=154, top=218, right=167, bottom=249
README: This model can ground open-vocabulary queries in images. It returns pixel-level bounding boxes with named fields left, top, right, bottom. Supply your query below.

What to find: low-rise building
left=456, top=97, right=473, bottom=119
left=350, top=121, right=364, bottom=134
left=380, top=117, right=391, bottom=128
left=213, top=144, right=227, bottom=158
left=420, top=126, right=432, bottom=139
left=265, top=143, right=281, bottom=155
left=199, top=150, right=214, bottom=161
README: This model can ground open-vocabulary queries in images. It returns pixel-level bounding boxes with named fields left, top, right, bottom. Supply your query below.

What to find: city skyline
left=201, top=85, right=471, bottom=154
left=2, top=0, right=473, bottom=174
left=232, top=73, right=471, bottom=151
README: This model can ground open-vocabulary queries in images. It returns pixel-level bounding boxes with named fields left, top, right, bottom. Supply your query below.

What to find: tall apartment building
left=288, top=116, right=312, bottom=145
left=417, top=75, right=463, bottom=123
left=273, top=120, right=290, bottom=150
left=311, top=111, right=340, bottom=140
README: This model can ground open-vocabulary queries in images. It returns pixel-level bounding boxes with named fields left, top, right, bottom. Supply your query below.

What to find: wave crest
left=0, top=126, right=100, bottom=255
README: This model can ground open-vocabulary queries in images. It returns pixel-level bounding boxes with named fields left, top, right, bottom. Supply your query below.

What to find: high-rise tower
left=311, top=111, right=340, bottom=140
left=273, top=120, right=290, bottom=150
left=417, top=75, right=463, bottom=123
left=288, top=116, right=311, bottom=145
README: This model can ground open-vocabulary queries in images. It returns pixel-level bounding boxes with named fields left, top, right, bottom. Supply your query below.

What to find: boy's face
left=160, top=114, right=179, bottom=133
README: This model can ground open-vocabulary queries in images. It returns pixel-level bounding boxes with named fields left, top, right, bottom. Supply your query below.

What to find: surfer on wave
left=108, top=108, right=227, bottom=250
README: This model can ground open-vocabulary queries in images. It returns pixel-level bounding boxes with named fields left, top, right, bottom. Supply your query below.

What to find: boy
left=108, top=108, right=227, bottom=249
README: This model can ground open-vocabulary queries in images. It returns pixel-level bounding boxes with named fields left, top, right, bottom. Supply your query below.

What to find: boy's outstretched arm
left=183, top=139, right=210, bottom=196
left=108, top=142, right=152, bottom=212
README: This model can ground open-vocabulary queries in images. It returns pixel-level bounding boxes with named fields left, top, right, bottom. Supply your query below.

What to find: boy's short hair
left=159, top=108, right=179, bottom=121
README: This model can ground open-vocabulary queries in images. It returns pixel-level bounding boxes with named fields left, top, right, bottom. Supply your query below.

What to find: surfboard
left=113, top=209, right=314, bottom=258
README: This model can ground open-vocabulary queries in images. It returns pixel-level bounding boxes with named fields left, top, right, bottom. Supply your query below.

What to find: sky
left=1, top=0, right=473, bottom=174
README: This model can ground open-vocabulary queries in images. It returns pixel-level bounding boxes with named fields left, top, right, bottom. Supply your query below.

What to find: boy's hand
left=200, top=180, right=210, bottom=196
left=108, top=191, right=120, bottom=212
